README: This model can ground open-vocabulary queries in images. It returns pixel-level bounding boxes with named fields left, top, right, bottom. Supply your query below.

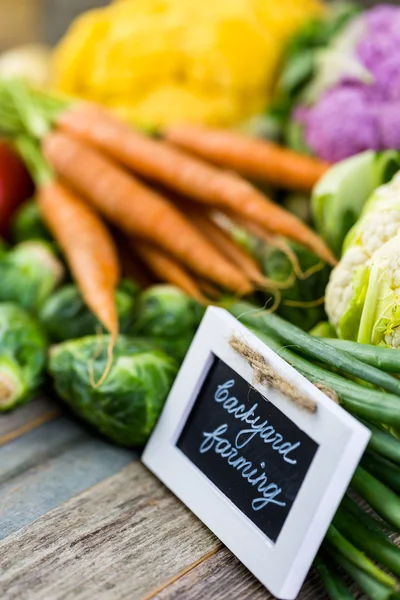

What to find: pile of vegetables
left=0, top=79, right=333, bottom=323
left=0, top=67, right=400, bottom=598
left=271, top=2, right=400, bottom=162
left=0, top=78, right=333, bottom=421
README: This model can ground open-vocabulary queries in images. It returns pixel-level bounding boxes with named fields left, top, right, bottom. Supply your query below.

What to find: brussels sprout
left=132, top=285, right=205, bottom=361
left=48, top=335, right=178, bottom=446
left=0, top=355, right=28, bottom=412
left=0, top=240, right=64, bottom=312
left=0, top=303, right=48, bottom=411
left=12, top=199, right=51, bottom=243
left=40, top=279, right=140, bottom=342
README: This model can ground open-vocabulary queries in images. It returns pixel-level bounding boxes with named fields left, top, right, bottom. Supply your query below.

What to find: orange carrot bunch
left=5, top=85, right=334, bottom=343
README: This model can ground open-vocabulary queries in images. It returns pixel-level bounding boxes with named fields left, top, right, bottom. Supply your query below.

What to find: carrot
left=133, top=241, right=208, bottom=303
left=42, top=131, right=253, bottom=295
left=182, top=205, right=270, bottom=288
left=57, top=103, right=336, bottom=265
left=38, top=180, right=120, bottom=341
left=164, top=124, right=329, bottom=193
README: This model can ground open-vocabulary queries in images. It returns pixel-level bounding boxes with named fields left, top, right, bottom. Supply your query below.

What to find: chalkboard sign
left=177, top=356, right=319, bottom=543
left=143, top=307, right=370, bottom=600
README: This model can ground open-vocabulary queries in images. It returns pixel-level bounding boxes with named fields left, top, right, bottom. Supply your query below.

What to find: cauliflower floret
left=385, top=329, right=400, bottom=348
left=326, top=175, right=400, bottom=331
left=325, top=246, right=367, bottom=327
left=358, top=209, right=400, bottom=256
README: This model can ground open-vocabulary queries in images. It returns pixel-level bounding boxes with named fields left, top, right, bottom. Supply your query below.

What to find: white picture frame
left=142, top=307, right=370, bottom=600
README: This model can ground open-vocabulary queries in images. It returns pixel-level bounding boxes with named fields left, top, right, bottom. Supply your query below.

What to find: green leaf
left=48, top=335, right=178, bottom=446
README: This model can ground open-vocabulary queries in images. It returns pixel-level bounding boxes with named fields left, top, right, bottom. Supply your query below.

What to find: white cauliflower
left=325, top=172, right=400, bottom=342
left=325, top=246, right=368, bottom=328
left=357, top=235, right=400, bottom=347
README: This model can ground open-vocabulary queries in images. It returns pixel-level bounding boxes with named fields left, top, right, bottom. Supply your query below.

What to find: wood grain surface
left=0, top=462, right=220, bottom=600
left=0, top=397, right=60, bottom=446
left=0, top=397, right=334, bottom=600
left=150, top=546, right=325, bottom=600
left=0, top=415, right=134, bottom=540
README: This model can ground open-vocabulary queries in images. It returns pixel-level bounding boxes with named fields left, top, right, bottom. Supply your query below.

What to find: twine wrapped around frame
left=230, top=335, right=330, bottom=413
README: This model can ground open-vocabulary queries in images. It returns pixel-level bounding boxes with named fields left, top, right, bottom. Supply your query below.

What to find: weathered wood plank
left=149, top=546, right=326, bottom=600
left=0, top=416, right=134, bottom=539
left=0, top=462, right=219, bottom=600
left=0, top=397, right=61, bottom=447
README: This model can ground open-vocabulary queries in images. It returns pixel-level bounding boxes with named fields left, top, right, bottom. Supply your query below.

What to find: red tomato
left=0, top=141, right=34, bottom=236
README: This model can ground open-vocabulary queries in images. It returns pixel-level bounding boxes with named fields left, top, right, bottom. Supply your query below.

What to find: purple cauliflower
left=295, top=5, right=400, bottom=162
left=297, top=87, right=379, bottom=162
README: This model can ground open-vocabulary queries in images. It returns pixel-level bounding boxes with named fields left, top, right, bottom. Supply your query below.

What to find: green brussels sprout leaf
left=0, top=241, right=64, bottom=312
left=0, top=303, right=48, bottom=411
left=40, top=279, right=140, bottom=342
left=48, top=335, right=178, bottom=446
left=132, top=285, right=205, bottom=361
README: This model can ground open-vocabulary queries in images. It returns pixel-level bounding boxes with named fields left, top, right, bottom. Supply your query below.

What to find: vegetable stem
left=327, top=548, right=400, bottom=600
left=351, top=467, right=400, bottom=531
left=324, top=525, right=397, bottom=588
left=334, top=505, right=400, bottom=577
left=228, top=301, right=400, bottom=396
left=248, top=327, right=400, bottom=428
left=314, top=554, right=353, bottom=600
left=364, top=421, right=400, bottom=466
left=13, top=135, right=52, bottom=186
left=362, top=452, right=400, bottom=494
left=322, top=338, right=400, bottom=373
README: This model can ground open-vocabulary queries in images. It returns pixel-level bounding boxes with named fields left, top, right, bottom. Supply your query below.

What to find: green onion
left=341, top=495, right=390, bottom=538
left=362, top=452, right=400, bottom=494
left=228, top=302, right=400, bottom=396
left=314, top=554, right=353, bottom=600
left=327, top=549, right=400, bottom=600
left=324, top=525, right=397, bottom=588
left=334, top=505, right=400, bottom=576
left=321, top=339, right=400, bottom=373
left=248, top=327, right=400, bottom=427
left=364, top=421, right=400, bottom=466
left=351, top=467, right=400, bottom=530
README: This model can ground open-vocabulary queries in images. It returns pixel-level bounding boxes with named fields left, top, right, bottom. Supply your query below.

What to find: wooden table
left=0, top=397, right=327, bottom=600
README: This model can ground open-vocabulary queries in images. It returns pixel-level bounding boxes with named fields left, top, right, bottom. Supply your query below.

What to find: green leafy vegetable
left=312, top=150, right=400, bottom=257
left=309, top=321, right=337, bottom=338
left=48, top=335, right=178, bottom=446
left=0, top=302, right=47, bottom=411
left=132, top=285, right=205, bottom=361
left=40, top=279, right=140, bottom=342
left=323, top=168, right=400, bottom=344
left=12, top=198, right=51, bottom=243
left=257, top=241, right=330, bottom=331
left=0, top=240, right=64, bottom=312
